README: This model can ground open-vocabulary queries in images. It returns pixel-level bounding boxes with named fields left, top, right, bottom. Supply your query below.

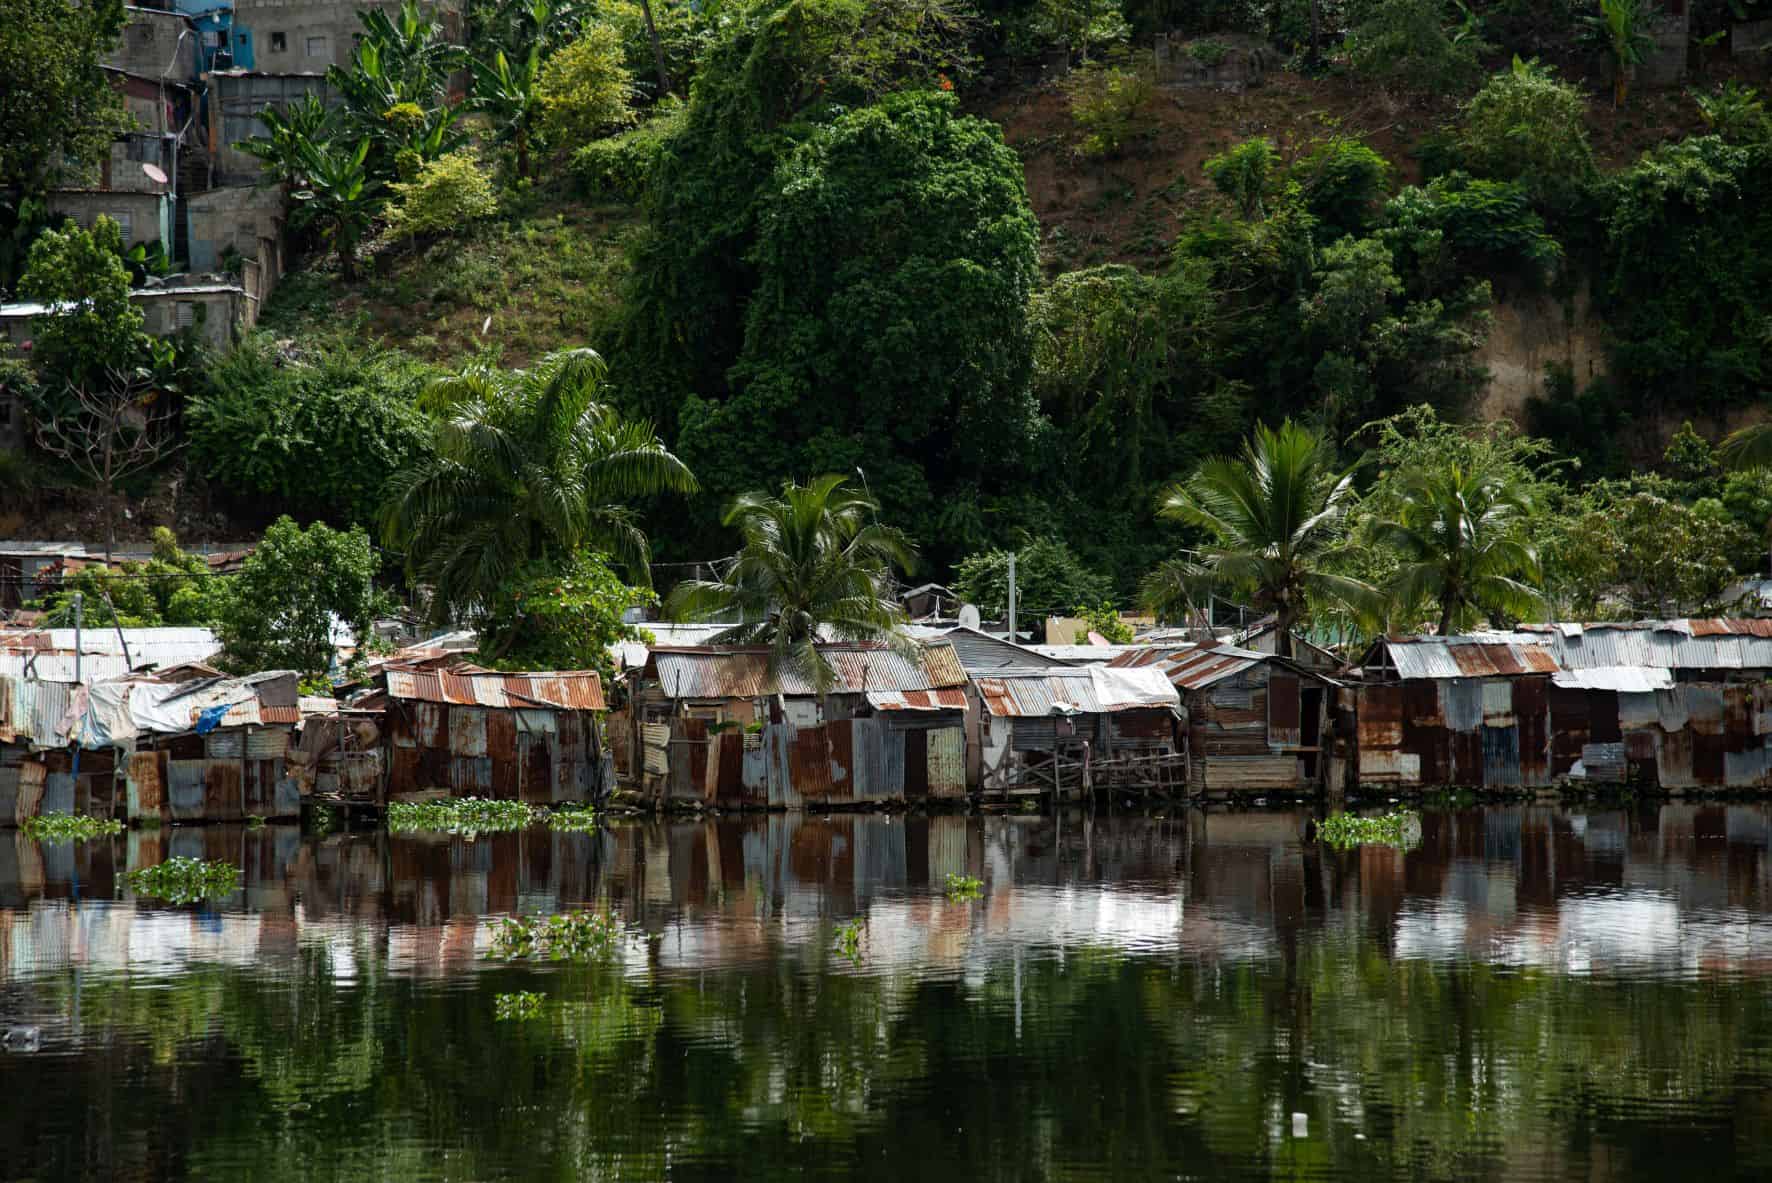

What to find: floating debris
left=544, top=804, right=599, bottom=832
left=487, top=912, right=623, bottom=961
left=21, top=814, right=124, bottom=842
left=125, top=857, right=240, bottom=903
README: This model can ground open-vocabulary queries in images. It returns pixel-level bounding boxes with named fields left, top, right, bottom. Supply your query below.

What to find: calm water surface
left=5, top=806, right=1772, bottom=1181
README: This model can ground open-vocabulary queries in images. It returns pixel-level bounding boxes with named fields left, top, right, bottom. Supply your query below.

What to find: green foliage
left=1289, top=136, right=1392, bottom=241
left=1694, top=82, right=1771, bottom=145
left=1316, top=809, right=1419, bottom=848
left=1344, top=0, right=1489, bottom=95
left=546, top=804, right=600, bottom=832
left=215, top=516, right=385, bottom=679
left=389, top=797, right=539, bottom=833
left=1204, top=137, right=1278, bottom=220
left=381, top=348, right=694, bottom=623
left=944, top=873, right=983, bottom=900
left=571, top=109, right=684, bottom=201
left=952, top=537, right=1110, bottom=621
left=18, top=217, right=146, bottom=384
left=495, top=992, right=546, bottom=1021
left=22, top=813, right=124, bottom=842
left=1580, top=0, right=1657, bottom=108
left=1188, top=39, right=1231, bottom=66
left=537, top=22, right=637, bottom=149
left=384, top=150, right=499, bottom=241
left=475, top=552, right=652, bottom=676
left=125, top=857, right=241, bottom=903
left=488, top=911, right=624, bottom=960
left=666, top=476, right=915, bottom=691
left=188, top=333, right=435, bottom=527
left=1558, top=479, right=1748, bottom=617
left=1457, top=58, right=1596, bottom=213
left=1072, top=599, right=1136, bottom=643
left=833, top=917, right=864, bottom=962
left=1066, top=62, right=1156, bottom=158
left=290, top=137, right=381, bottom=280
left=35, top=528, right=226, bottom=629
left=0, top=0, right=129, bottom=198
left=1381, top=173, right=1562, bottom=286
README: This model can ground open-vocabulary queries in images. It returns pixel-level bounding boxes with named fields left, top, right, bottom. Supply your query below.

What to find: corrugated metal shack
left=353, top=666, right=609, bottom=805
left=1109, top=645, right=1337, bottom=796
left=625, top=643, right=969, bottom=808
left=972, top=665, right=1182, bottom=798
left=1351, top=620, right=1772, bottom=791
left=1, top=661, right=301, bottom=824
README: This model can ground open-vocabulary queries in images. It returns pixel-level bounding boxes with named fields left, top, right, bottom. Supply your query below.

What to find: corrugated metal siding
left=648, top=642, right=966, bottom=699
left=927, top=727, right=965, bottom=798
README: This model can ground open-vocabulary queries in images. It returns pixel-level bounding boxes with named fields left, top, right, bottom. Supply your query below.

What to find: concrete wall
left=207, top=71, right=336, bottom=183
left=45, top=190, right=175, bottom=248
left=231, top=0, right=463, bottom=72
left=186, top=184, right=285, bottom=270
left=1473, top=284, right=1609, bottom=424
left=1640, top=6, right=1691, bottom=89
left=136, top=287, right=248, bottom=350
left=109, top=8, right=200, bottom=79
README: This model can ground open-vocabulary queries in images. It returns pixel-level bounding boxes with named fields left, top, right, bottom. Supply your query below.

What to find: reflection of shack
left=1351, top=622, right=1772, bottom=791
left=345, top=666, right=608, bottom=804
left=0, top=667, right=302, bottom=824
left=971, top=665, right=1181, bottom=799
left=1109, top=645, right=1336, bottom=797
left=624, top=643, right=969, bottom=808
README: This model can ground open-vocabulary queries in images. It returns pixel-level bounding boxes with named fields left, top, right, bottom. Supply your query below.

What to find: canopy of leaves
left=952, top=536, right=1111, bottom=621
left=537, top=21, right=636, bottom=149
left=18, top=217, right=146, bottom=386
left=215, top=516, right=386, bottom=678
left=34, top=529, right=227, bottom=630
left=1344, top=0, right=1490, bottom=96
left=0, top=0, right=129, bottom=198
left=1456, top=58, right=1595, bottom=214
left=475, top=551, right=653, bottom=677
left=384, top=150, right=499, bottom=240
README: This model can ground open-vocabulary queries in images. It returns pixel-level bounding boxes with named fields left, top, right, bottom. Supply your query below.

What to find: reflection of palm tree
left=1374, top=463, right=1543, bottom=636
left=381, top=348, right=695, bottom=622
left=666, top=475, right=916, bottom=692
left=1151, top=419, right=1373, bottom=658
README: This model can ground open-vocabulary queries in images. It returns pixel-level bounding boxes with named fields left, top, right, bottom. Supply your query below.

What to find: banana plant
left=1581, top=0, right=1658, bottom=109
left=233, top=95, right=333, bottom=191
left=291, top=137, right=380, bottom=281
left=470, top=46, right=544, bottom=179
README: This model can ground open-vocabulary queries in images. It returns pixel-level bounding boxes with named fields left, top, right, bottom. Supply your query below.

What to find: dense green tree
left=17, top=217, right=146, bottom=385
left=471, top=46, right=546, bottom=178
left=474, top=551, right=653, bottom=673
left=214, top=516, right=386, bottom=678
left=35, top=529, right=226, bottom=630
left=1150, top=419, right=1374, bottom=656
left=1344, top=0, right=1489, bottom=95
left=952, top=536, right=1111, bottom=622
left=0, top=0, right=129, bottom=202
left=1456, top=58, right=1596, bottom=214
left=381, top=348, right=695, bottom=623
left=666, top=475, right=915, bottom=691
left=1559, top=480, right=1748, bottom=617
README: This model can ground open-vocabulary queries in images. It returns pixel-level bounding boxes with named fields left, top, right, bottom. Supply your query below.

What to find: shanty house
left=625, top=643, right=969, bottom=808
left=971, top=665, right=1182, bottom=797
left=1110, top=645, right=1338, bottom=796
left=1353, top=621, right=1772, bottom=791
left=367, top=667, right=609, bottom=804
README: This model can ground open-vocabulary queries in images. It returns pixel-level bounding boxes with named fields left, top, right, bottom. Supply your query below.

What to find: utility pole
left=73, top=592, right=83, bottom=685
left=1007, top=552, right=1017, bottom=642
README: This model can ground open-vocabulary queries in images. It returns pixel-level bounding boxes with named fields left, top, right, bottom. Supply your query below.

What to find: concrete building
left=1, top=276, right=253, bottom=356
left=228, top=0, right=464, bottom=72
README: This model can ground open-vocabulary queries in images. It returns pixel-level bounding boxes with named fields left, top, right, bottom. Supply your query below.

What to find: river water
left=5, top=806, right=1772, bottom=1181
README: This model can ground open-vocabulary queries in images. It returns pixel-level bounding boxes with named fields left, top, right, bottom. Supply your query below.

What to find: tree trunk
left=1308, top=0, right=1321, bottom=64
left=1275, top=602, right=1294, bottom=659
left=1438, top=598, right=1455, bottom=639
left=517, top=128, right=531, bottom=180
left=637, top=0, right=673, bottom=98
left=337, top=218, right=357, bottom=282
left=102, top=481, right=115, bottom=564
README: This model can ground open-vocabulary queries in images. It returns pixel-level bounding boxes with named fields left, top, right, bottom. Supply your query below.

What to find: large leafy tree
left=215, top=516, right=386, bottom=679
left=665, top=475, right=916, bottom=691
left=17, top=216, right=146, bottom=385
left=380, top=347, right=695, bottom=623
left=0, top=0, right=129, bottom=202
left=1372, top=463, right=1544, bottom=635
left=1148, top=419, right=1373, bottom=656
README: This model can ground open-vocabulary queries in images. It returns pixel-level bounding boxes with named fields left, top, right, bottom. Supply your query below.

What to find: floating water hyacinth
left=388, top=797, right=538, bottom=834
left=494, top=992, right=545, bottom=1021
left=1316, top=810, right=1421, bottom=850
left=545, top=805, right=599, bottom=832
left=125, top=857, right=241, bottom=903
left=833, top=918, right=864, bottom=963
left=21, top=813, right=124, bottom=842
left=487, top=912, right=623, bottom=961
left=944, top=873, right=983, bottom=901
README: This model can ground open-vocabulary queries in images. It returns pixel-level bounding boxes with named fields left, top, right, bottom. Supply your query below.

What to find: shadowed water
left=4, top=806, right=1772, bottom=1181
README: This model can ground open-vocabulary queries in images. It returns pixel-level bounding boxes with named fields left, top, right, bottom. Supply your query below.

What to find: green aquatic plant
left=388, top=797, right=538, bottom=834
left=487, top=912, right=623, bottom=961
left=1316, top=810, right=1420, bottom=849
left=21, top=813, right=124, bottom=842
left=834, top=918, right=864, bottom=963
left=245, top=814, right=267, bottom=829
left=494, top=991, right=545, bottom=1021
left=124, top=857, right=241, bottom=903
left=545, top=804, right=599, bottom=831
left=944, top=873, right=983, bottom=901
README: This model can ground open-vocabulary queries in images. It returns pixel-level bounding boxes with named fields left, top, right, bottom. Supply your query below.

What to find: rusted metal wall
left=1186, top=665, right=1323, bottom=795
left=380, top=699, right=601, bottom=803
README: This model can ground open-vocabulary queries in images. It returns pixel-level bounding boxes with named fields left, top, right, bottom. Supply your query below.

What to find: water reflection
left=3, top=806, right=1772, bottom=1180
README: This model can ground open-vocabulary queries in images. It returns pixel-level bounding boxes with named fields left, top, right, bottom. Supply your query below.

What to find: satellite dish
left=958, top=603, right=981, bottom=631
left=142, top=162, right=169, bottom=185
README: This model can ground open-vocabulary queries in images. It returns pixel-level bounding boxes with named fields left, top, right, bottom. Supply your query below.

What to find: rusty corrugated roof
left=1108, top=644, right=1268, bottom=690
left=384, top=668, right=606, bottom=711
left=645, top=642, right=966, bottom=698
left=865, top=688, right=969, bottom=712
left=1379, top=620, right=1772, bottom=679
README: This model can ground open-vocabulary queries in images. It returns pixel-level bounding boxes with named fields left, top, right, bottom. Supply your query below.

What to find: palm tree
left=1372, top=463, right=1544, bottom=636
left=1719, top=421, right=1772, bottom=575
left=380, top=348, right=696, bottom=623
left=1152, top=419, right=1373, bottom=658
left=665, top=476, right=917, bottom=692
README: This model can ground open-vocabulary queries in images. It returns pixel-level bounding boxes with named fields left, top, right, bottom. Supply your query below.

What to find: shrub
left=1381, top=173, right=1563, bottom=288
left=1188, top=38, right=1230, bottom=66
left=1344, top=0, right=1489, bottom=95
left=1457, top=58, right=1595, bottom=213
left=1066, top=62, right=1156, bottom=157
left=536, top=21, right=636, bottom=150
left=384, top=150, right=498, bottom=241
left=570, top=109, right=682, bottom=201
left=1290, top=135, right=1392, bottom=240
left=1694, top=81, right=1771, bottom=145
left=1204, top=137, right=1278, bottom=219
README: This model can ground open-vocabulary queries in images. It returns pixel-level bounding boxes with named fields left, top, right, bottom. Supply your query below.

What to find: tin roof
left=973, top=665, right=1178, bottom=717
left=933, top=627, right=1074, bottom=674
left=384, top=668, right=607, bottom=711
left=865, top=688, right=969, bottom=712
left=1375, top=621, right=1772, bottom=679
left=0, top=627, right=221, bottom=672
left=644, top=642, right=966, bottom=698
